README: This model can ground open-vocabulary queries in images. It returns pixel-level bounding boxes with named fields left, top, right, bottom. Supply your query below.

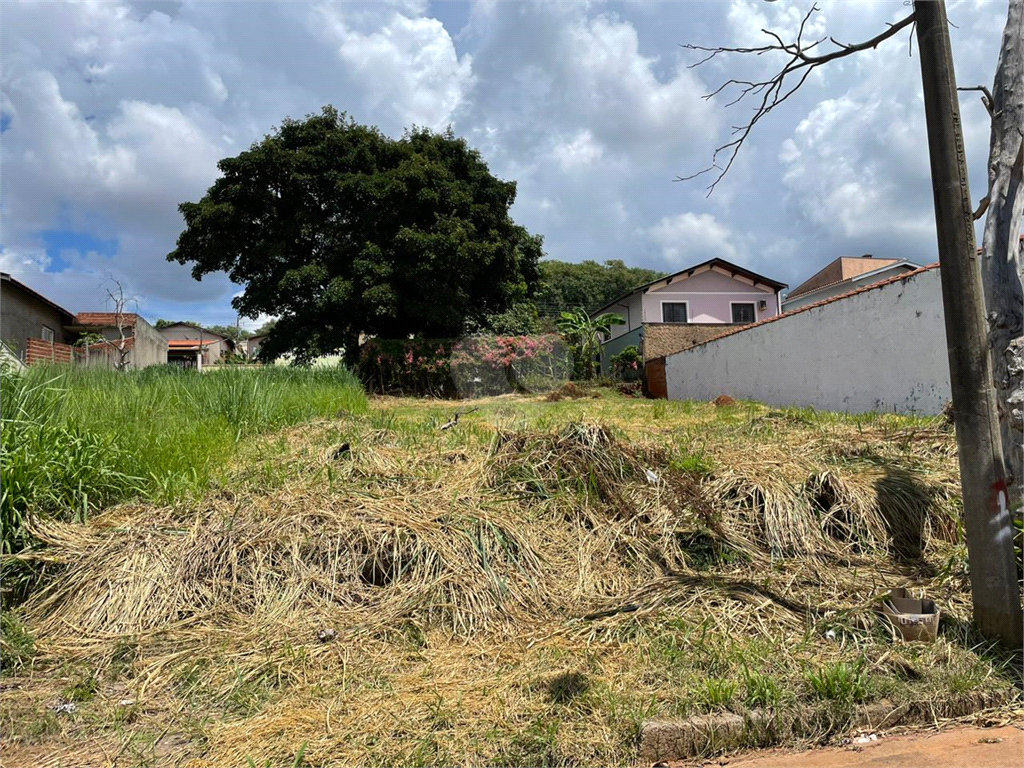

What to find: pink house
left=595, top=258, right=787, bottom=368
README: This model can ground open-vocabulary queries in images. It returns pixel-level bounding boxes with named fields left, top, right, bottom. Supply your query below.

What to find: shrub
left=610, top=346, right=643, bottom=381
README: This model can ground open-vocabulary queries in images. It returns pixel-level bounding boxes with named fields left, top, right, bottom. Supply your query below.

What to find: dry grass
left=1, top=393, right=1018, bottom=767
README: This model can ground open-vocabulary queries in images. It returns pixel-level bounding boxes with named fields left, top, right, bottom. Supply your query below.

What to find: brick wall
left=642, top=323, right=738, bottom=361
left=644, top=356, right=667, bottom=399
left=25, top=337, right=73, bottom=365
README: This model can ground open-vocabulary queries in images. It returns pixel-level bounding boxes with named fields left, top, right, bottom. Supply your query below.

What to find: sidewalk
left=695, top=724, right=1023, bottom=768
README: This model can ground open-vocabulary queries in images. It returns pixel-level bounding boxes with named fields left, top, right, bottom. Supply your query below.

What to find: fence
left=25, top=338, right=73, bottom=366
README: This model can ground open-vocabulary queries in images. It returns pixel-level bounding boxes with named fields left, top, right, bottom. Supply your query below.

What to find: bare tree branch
left=973, top=195, right=990, bottom=221
left=679, top=5, right=916, bottom=195
left=957, top=84, right=996, bottom=117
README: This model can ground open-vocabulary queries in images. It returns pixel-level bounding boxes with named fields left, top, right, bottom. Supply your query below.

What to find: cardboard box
left=881, top=587, right=940, bottom=642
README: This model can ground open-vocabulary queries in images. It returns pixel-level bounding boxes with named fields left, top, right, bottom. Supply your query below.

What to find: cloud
left=0, top=0, right=1009, bottom=326
left=647, top=213, right=738, bottom=267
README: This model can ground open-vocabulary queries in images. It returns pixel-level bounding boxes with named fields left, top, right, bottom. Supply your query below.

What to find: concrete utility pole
left=914, top=0, right=1023, bottom=646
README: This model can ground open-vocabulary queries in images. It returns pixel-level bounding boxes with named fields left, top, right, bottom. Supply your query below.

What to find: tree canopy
left=168, top=107, right=543, bottom=364
left=534, top=259, right=666, bottom=315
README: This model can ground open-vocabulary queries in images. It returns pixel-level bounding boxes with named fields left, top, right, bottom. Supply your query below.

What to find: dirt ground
left=686, top=724, right=1023, bottom=768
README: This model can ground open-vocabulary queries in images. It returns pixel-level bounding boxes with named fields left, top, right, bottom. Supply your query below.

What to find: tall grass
left=1, top=363, right=367, bottom=554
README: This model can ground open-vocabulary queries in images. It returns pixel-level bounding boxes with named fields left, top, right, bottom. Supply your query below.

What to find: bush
left=610, top=346, right=643, bottom=381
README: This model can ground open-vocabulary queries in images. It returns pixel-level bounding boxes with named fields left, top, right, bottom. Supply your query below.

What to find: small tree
left=74, top=332, right=106, bottom=366
left=103, top=279, right=137, bottom=372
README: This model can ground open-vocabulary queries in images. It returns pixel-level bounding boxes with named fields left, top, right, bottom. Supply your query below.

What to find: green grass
left=805, top=660, right=869, bottom=704
left=0, top=363, right=367, bottom=556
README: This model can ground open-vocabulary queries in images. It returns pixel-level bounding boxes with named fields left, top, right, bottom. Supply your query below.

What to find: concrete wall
left=664, top=267, right=950, bottom=415
left=131, top=317, right=168, bottom=368
left=643, top=269, right=779, bottom=324
left=1, top=282, right=74, bottom=356
left=781, top=264, right=915, bottom=312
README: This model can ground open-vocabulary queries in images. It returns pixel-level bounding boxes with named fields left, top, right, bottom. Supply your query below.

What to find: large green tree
left=535, top=259, right=665, bottom=315
left=168, top=107, right=543, bottom=364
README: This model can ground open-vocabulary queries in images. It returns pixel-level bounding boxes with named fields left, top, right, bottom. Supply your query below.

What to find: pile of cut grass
left=1, top=395, right=1017, bottom=767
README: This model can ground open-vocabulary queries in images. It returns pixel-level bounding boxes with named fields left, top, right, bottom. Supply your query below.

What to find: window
left=662, top=302, right=688, bottom=323
left=40, top=325, right=54, bottom=343
left=731, top=303, right=756, bottom=324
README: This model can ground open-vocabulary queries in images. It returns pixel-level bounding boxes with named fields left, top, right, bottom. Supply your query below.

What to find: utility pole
left=915, top=0, right=1022, bottom=646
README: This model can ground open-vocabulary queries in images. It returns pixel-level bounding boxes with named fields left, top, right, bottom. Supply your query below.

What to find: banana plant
left=557, top=308, right=625, bottom=379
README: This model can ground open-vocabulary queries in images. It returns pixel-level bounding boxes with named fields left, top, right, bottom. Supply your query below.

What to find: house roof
left=158, top=322, right=231, bottom=340
left=669, top=262, right=941, bottom=355
left=167, top=339, right=218, bottom=349
left=74, top=312, right=140, bottom=327
left=786, top=256, right=908, bottom=301
left=591, top=257, right=788, bottom=316
left=0, top=272, right=76, bottom=322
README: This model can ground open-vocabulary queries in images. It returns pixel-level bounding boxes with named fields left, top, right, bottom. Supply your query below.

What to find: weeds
left=805, top=661, right=869, bottom=704
left=0, top=363, right=367, bottom=558
left=0, top=611, right=35, bottom=672
left=701, top=678, right=737, bottom=709
left=744, top=668, right=783, bottom=708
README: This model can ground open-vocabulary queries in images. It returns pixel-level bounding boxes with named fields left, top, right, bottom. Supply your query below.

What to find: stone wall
left=642, top=323, right=736, bottom=361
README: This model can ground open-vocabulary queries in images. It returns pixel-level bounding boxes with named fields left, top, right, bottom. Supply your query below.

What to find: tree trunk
left=343, top=329, right=361, bottom=370
left=981, top=0, right=1024, bottom=509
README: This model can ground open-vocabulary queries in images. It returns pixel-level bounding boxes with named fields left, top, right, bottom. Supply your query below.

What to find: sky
left=0, top=0, right=1009, bottom=329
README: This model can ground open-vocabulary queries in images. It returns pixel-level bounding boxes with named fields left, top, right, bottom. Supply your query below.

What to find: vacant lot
left=1, top=375, right=1019, bottom=767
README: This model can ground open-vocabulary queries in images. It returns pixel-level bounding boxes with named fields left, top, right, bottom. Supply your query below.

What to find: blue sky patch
left=40, top=228, right=118, bottom=272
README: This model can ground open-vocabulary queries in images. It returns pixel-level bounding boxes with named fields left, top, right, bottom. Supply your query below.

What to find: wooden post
left=915, top=0, right=1023, bottom=646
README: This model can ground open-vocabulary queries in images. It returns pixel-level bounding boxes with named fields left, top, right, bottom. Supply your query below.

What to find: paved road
left=695, top=724, right=1023, bottom=768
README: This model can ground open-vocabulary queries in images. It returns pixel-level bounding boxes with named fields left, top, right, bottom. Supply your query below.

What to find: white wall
left=606, top=292, right=644, bottom=339
left=665, top=267, right=951, bottom=415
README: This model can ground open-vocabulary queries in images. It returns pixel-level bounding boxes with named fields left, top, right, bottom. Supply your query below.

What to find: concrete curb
left=638, top=690, right=1015, bottom=763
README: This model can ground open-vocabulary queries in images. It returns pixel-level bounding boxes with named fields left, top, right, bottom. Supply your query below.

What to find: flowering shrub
left=359, top=334, right=572, bottom=398
left=610, top=345, right=643, bottom=381
left=450, top=334, right=570, bottom=397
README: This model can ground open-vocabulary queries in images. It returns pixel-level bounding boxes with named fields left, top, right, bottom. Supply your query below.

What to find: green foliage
left=479, top=301, right=544, bottom=336
left=557, top=309, right=625, bottom=380
left=0, top=612, right=35, bottom=672
left=700, top=677, right=737, bottom=709
left=62, top=670, right=99, bottom=703
left=806, top=661, right=869, bottom=703
left=1, top=366, right=142, bottom=555
left=0, top=364, right=367, bottom=558
left=169, top=107, right=543, bottom=365
left=536, top=259, right=665, bottom=315
left=743, top=668, right=783, bottom=708
left=610, top=345, right=643, bottom=381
